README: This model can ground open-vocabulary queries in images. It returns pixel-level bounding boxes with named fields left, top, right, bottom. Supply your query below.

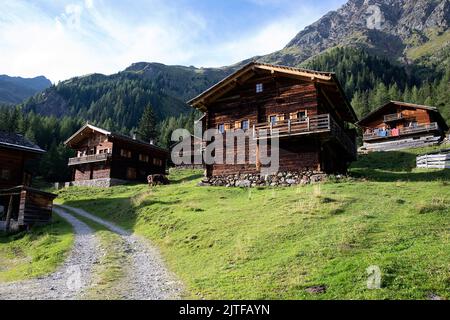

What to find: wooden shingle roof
left=0, top=131, right=45, bottom=154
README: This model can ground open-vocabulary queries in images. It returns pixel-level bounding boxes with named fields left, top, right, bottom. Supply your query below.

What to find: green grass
left=0, top=215, right=74, bottom=282
left=407, top=30, right=450, bottom=60
left=55, top=146, right=450, bottom=300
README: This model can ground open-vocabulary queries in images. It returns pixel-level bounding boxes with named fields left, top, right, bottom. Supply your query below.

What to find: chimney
left=132, top=133, right=137, bottom=140
left=149, top=139, right=154, bottom=145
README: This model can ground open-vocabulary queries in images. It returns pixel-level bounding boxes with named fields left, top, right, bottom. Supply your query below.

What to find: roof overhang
left=64, top=124, right=111, bottom=148
left=0, top=142, right=45, bottom=154
left=187, top=62, right=358, bottom=123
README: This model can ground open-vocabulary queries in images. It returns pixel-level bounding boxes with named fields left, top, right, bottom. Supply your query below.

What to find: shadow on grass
left=350, top=151, right=450, bottom=182
left=169, top=172, right=204, bottom=184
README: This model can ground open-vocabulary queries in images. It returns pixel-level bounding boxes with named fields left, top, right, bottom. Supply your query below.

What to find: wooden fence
left=417, top=151, right=450, bottom=169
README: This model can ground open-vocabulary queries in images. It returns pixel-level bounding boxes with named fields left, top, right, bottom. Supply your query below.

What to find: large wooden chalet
left=188, top=62, right=358, bottom=180
left=358, top=101, right=449, bottom=152
left=0, top=132, right=57, bottom=232
left=65, top=124, right=169, bottom=187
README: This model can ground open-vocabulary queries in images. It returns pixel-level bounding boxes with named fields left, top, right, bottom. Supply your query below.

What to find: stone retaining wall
left=198, top=171, right=343, bottom=187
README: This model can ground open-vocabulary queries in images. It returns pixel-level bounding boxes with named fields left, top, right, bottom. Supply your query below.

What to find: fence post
left=5, top=195, right=13, bottom=232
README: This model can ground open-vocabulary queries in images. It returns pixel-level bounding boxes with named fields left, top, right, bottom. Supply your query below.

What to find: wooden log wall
left=206, top=75, right=323, bottom=176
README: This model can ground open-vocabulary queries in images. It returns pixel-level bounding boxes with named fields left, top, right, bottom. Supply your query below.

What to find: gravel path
left=58, top=204, right=183, bottom=300
left=0, top=207, right=99, bottom=300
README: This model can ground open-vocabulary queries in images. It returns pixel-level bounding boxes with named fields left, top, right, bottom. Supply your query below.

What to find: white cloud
left=0, top=0, right=334, bottom=82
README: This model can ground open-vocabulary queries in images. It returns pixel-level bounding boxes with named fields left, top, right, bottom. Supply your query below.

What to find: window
left=269, top=116, right=277, bottom=125
left=126, top=167, right=137, bottom=180
left=256, top=83, right=263, bottom=93
left=120, top=149, right=132, bottom=158
left=0, top=169, right=10, bottom=180
left=218, top=124, right=225, bottom=134
left=241, top=120, right=249, bottom=130
left=297, top=111, right=307, bottom=120
left=153, top=158, right=163, bottom=166
left=139, top=154, right=149, bottom=162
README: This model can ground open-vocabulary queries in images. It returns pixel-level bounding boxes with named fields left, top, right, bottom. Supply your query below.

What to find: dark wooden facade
left=188, top=62, right=358, bottom=177
left=65, top=124, right=169, bottom=184
left=171, top=134, right=204, bottom=169
left=358, top=101, right=449, bottom=152
left=0, top=132, right=56, bottom=231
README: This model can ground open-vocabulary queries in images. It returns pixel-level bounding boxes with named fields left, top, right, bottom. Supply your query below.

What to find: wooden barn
left=188, top=62, right=358, bottom=184
left=0, top=131, right=57, bottom=232
left=65, top=124, right=169, bottom=187
left=358, top=101, right=449, bottom=152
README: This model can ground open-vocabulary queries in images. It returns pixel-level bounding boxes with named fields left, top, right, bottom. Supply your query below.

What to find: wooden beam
left=5, top=195, right=13, bottom=232
left=255, top=65, right=332, bottom=81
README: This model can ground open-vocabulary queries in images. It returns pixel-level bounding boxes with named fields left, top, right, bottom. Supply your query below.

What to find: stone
left=305, top=285, right=327, bottom=294
left=236, top=180, right=251, bottom=188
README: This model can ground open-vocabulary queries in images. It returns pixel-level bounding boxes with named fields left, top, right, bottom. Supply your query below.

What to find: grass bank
left=0, top=215, right=74, bottom=283
left=56, top=147, right=450, bottom=300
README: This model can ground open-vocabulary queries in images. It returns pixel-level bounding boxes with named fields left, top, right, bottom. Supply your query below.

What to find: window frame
left=121, top=149, right=132, bottom=158
left=269, top=115, right=277, bottom=125
left=241, top=119, right=250, bottom=131
left=0, top=169, right=11, bottom=181
left=297, top=110, right=308, bottom=121
left=218, top=123, right=225, bottom=134
left=256, top=83, right=264, bottom=93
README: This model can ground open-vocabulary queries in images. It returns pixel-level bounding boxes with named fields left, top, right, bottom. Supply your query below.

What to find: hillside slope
left=0, top=75, right=51, bottom=105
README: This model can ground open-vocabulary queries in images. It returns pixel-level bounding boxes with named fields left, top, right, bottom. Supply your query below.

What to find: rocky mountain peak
left=261, top=0, right=449, bottom=66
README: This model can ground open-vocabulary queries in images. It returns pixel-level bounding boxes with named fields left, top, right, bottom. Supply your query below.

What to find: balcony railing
left=363, top=122, right=439, bottom=141
left=252, top=114, right=356, bottom=157
left=68, top=153, right=111, bottom=166
left=384, top=113, right=404, bottom=122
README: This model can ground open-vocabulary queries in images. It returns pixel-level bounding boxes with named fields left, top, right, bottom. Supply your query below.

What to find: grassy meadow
left=54, top=146, right=450, bottom=300
left=0, top=215, right=73, bottom=282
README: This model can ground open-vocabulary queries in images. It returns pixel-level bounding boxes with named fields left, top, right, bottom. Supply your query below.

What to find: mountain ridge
left=0, top=74, right=51, bottom=105
left=10, top=0, right=450, bottom=129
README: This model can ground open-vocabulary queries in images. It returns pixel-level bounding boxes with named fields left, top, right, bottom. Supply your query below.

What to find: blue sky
left=0, top=0, right=346, bottom=82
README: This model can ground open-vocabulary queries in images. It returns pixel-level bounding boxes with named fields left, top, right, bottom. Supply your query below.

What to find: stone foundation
left=64, top=178, right=128, bottom=188
left=198, top=171, right=342, bottom=188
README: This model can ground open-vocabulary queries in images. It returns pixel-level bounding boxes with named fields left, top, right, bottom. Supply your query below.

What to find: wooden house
left=65, top=124, right=169, bottom=187
left=358, top=101, right=449, bottom=152
left=188, top=62, right=358, bottom=183
left=171, top=134, right=204, bottom=169
left=0, top=131, right=57, bottom=232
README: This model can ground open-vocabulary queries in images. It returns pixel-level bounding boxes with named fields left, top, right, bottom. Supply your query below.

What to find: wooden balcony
left=68, top=153, right=111, bottom=166
left=384, top=113, right=404, bottom=122
left=252, top=114, right=356, bottom=157
left=363, top=122, right=439, bottom=141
